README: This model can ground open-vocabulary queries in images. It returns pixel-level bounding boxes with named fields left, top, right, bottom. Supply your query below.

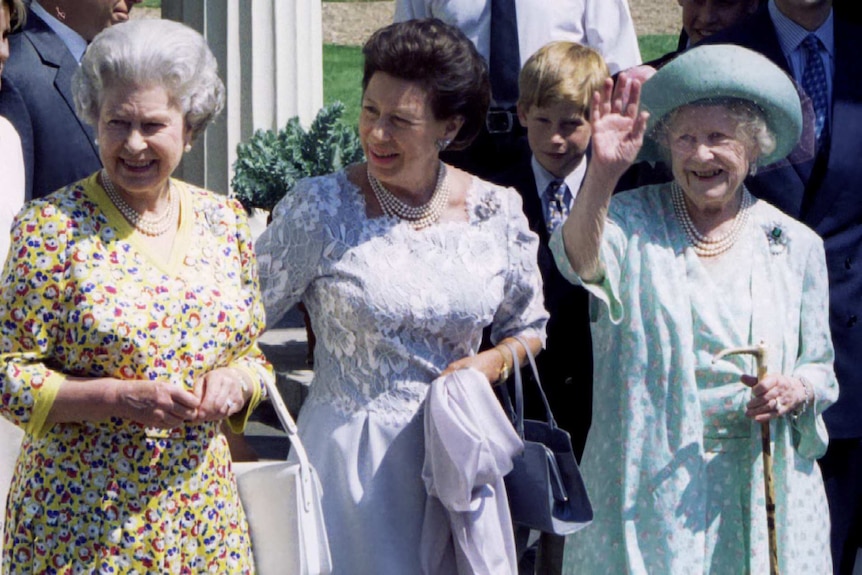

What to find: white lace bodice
left=256, top=169, right=547, bottom=426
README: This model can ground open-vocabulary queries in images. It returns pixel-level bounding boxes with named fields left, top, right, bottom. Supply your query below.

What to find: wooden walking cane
left=713, top=341, right=779, bottom=575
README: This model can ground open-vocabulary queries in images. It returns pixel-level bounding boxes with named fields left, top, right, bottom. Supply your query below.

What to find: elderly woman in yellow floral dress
left=0, top=20, right=272, bottom=573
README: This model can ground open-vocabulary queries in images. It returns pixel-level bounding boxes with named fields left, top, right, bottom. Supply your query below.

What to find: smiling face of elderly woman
left=97, top=83, right=190, bottom=199
left=662, top=100, right=773, bottom=216
left=74, top=19, right=225, bottom=200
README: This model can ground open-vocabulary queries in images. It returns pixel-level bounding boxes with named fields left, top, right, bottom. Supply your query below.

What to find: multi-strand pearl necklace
left=101, top=169, right=177, bottom=237
left=671, top=181, right=752, bottom=257
left=367, top=162, right=449, bottom=229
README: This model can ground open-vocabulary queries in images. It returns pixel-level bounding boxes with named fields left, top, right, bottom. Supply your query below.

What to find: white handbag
left=233, top=379, right=332, bottom=575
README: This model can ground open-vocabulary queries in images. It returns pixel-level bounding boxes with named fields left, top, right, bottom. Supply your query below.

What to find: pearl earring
left=184, top=144, right=192, bottom=153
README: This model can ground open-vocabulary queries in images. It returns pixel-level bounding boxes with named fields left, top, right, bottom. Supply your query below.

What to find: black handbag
left=501, top=336, right=593, bottom=535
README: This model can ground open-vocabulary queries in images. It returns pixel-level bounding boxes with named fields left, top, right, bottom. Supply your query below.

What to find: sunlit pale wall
left=161, top=0, right=324, bottom=194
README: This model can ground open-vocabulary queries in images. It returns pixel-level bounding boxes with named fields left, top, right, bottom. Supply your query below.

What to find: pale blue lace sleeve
left=255, top=174, right=342, bottom=328
left=489, top=188, right=549, bottom=346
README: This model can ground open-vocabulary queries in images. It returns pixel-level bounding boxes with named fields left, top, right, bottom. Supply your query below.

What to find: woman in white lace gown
left=256, top=19, right=548, bottom=575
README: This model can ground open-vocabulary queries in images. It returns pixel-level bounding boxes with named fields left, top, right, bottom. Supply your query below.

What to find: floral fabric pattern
left=0, top=174, right=273, bottom=574
left=255, top=169, right=547, bottom=574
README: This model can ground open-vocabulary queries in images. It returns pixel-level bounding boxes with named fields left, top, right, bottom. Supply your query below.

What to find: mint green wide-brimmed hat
left=638, top=44, right=803, bottom=166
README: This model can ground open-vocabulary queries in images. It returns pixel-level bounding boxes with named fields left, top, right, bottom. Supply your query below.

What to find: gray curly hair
left=73, top=19, right=225, bottom=141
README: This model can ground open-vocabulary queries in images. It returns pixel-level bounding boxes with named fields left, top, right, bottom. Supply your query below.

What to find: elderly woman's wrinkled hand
left=743, top=373, right=809, bottom=422
left=192, top=367, right=253, bottom=421
left=588, top=73, right=650, bottom=180
left=115, top=379, right=201, bottom=428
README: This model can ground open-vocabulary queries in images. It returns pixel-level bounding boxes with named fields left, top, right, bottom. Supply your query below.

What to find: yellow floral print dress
left=0, top=174, right=274, bottom=574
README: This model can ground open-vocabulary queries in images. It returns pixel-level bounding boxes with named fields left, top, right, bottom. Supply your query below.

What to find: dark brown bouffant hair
left=362, top=18, right=490, bottom=151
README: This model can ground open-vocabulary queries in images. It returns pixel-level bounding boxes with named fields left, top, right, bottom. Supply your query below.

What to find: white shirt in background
left=393, top=0, right=642, bottom=74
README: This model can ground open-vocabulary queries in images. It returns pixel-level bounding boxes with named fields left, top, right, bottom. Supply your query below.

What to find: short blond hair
left=518, top=41, right=609, bottom=115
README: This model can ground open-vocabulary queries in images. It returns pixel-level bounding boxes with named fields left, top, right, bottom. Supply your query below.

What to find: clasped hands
left=117, top=367, right=251, bottom=429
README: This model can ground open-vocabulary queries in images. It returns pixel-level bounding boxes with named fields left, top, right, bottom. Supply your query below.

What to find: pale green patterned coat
left=552, top=183, right=837, bottom=574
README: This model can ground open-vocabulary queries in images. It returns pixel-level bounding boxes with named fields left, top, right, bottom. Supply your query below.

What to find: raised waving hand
left=560, top=73, right=649, bottom=281
left=588, top=73, right=650, bottom=180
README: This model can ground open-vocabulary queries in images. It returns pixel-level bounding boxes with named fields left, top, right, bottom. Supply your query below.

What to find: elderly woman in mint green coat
left=553, top=45, right=837, bottom=574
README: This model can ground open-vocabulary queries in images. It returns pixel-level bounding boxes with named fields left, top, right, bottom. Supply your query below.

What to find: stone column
left=161, top=0, right=324, bottom=194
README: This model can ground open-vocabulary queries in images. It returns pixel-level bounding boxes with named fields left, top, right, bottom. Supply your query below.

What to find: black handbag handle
left=511, top=335, right=558, bottom=429
left=503, top=341, right=525, bottom=438
left=503, top=340, right=569, bottom=503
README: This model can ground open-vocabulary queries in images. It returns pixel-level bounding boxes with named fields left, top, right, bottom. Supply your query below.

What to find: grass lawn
left=324, top=34, right=678, bottom=128
left=323, top=45, right=365, bottom=127
left=638, top=34, right=679, bottom=63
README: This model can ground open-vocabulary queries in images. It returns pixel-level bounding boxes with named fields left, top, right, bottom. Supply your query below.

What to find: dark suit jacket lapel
left=801, top=19, right=862, bottom=228
left=519, top=170, right=550, bottom=245
left=677, top=29, right=688, bottom=52
left=741, top=6, right=789, bottom=69
left=496, top=158, right=548, bottom=243
left=24, top=13, right=98, bottom=156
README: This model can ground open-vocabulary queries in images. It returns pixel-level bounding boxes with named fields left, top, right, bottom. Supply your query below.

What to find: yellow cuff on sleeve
left=225, top=363, right=265, bottom=433
left=26, top=370, right=66, bottom=438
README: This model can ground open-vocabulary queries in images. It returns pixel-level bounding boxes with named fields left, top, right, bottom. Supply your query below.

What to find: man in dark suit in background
left=677, top=0, right=760, bottom=48
left=706, top=2, right=862, bottom=572
left=0, top=0, right=142, bottom=199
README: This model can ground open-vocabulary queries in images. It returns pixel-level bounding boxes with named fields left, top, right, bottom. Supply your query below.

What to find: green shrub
left=231, top=102, right=365, bottom=212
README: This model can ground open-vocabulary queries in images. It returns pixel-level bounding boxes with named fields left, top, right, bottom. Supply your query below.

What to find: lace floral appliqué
left=473, top=190, right=502, bottom=221
left=763, top=222, right=789, bottom=255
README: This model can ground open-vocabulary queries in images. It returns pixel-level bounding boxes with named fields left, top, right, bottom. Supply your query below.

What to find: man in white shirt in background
left=395, top=0, right=641, bottom=75
left=393, top=0, right=641, bottom=180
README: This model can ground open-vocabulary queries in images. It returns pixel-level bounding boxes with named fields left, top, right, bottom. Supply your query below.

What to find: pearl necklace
left=367, top=163, right=449, bottom=229
left=671, top=181, right=752, bottom=257
left=101, top=169, right=177, bottom=237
